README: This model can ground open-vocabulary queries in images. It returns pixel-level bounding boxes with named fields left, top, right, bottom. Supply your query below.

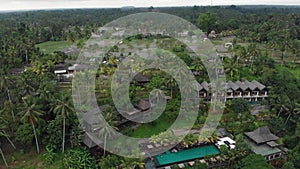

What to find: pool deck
left=155, top=145, right=220, bottom=166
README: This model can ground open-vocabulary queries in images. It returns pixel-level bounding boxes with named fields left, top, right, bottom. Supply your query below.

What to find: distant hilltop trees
left=121, top=6, right=135, bottom=10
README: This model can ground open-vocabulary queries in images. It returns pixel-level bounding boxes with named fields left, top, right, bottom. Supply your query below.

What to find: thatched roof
left=216, top=127, right=232, bottom=138
left=195, top=82, right=204, bottom=91
left=244, top=138, right=282, bottom=157
left=54, top=63, right=67, bottom=70
left=244, top=80, right=257, bottom=90
left=195, top=80, right=267, bottom=92
left=245, top=126, right=279, bottom=144
left=266, top=141, right=280, bottom=148
left=235, top=80, right=248, bottom=91
left=251, top=80, right=266, bottom=90
left=136, top=99, right=151, bottom=111
left=134, top=73, right=150, bottom=83
left=215, top=45, right=228, bottom=53
left=201, top=81, right=210, bottom=91
left=227, top=81, right=239, bottom=91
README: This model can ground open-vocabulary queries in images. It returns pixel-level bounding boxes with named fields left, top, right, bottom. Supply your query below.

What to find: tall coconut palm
left=0, top=101, right=17, bottom=134
left=224, top=58, right=239, bottom=79
left=18, top=97, right=43, bottom=153
left=53, top=93, right=74, bottom=153
left=280, top=100, right=300, bottom=124
left=246, top=43, right=260, bottom=68
left=18, top=71, right=37, bottom=96
left=0, top=117, right=16, bottom=168
left=97, top=112, right=118, bottom=156
left=0, top=71, right=15, bottom=120
left=233, top=45, right=247, bottom=65
left=165, top=77, right=176, bottom=98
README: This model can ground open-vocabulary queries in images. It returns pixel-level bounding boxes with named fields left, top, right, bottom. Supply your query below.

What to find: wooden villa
left=196, top=80, right=268, bottom=102
left=244, top=126, right=286, bottom=161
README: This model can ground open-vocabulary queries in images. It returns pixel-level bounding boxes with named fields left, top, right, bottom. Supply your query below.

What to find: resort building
left=196, top=80, right=268, bottom=102
left=215, top=44, right=232, bottom=60
left=133, top=73, right=150, bottom=86
left=54, top=63, right=92, bottom=82
left=215, top=127, right=233, bottom=138
left=244, top=126, right=286, bottom=161
left=10, top=64, right=31, bottom=75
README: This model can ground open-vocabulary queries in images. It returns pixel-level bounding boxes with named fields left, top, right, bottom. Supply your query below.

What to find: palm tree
left=281, top=100, right=300, bottom=124
left=165, top=77, right=176, bottom=98
left=233, top=45, right=247, bottom=65
left=220, top=144, right=239, bottom=168
left=31, top=61, right=47, bottom=75
left=149, top=135, right=159, bottom=145
left=246, top=43, right=260, bottom=68
left=0, top=70, right=15, bottom=120
left=182, top=133, right=196, bottom=148
left=191, top=57, right=205, bottom=74
left=18, top=71, right=37, bottom=97
left=224, top=58, right=239, bottom=79
left=0, top=117, right=16, bottom=168
left=97, top=112, right=118, bottom=156
left=53, top=93, right=74, bottom=153
left=201, top=129, right=219, bottom=144
left=18, top=97, right=43, bottom=153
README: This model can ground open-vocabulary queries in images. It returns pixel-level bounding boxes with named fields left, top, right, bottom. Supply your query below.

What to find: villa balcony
left=226, top=93, right=233, bottom=98
left=243, top=93, right=251, bottom=97
left=199, top=93, right=207, bottom=98
left=258, top=94, right=268, bottom=98
left=259, top=92, right=268, bottom=97
left=233, top=94, right=242, bottom=98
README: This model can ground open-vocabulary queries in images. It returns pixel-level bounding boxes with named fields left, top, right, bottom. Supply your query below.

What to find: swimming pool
left=155, top=145, right=220, bottom=166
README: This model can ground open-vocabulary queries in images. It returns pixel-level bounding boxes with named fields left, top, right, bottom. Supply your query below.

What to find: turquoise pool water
left=155, top=145, right=220, bottom=166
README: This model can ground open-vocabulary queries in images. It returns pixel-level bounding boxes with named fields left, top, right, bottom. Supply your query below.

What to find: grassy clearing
left=0, top=149, right=64, bottom=169
left=36, top=41, right=74, bottom=54
left=130, top=115, right=173, bottom=138
left=129, top=112, right=194, bottom=138
left=211, top=39, right=225, bottom=45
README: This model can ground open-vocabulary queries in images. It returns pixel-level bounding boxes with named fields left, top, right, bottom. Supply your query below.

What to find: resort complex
left=0, top=4, right=299, bottom=169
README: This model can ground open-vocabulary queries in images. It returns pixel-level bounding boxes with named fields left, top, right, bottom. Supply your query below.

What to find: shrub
left=63, top=148, right=98, bottom=169
left=228, top=99, right=250, bottom=113
left=42, top=144, right=56, bottom=164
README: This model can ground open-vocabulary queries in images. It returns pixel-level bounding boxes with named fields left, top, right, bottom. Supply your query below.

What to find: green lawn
left=129, top=112, right=194, bottom=138
left=211, top=39, right=225, bottom=45
left=36, top=41, right=74, bottom=54
left=130, top=115, right=173, bottom=138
